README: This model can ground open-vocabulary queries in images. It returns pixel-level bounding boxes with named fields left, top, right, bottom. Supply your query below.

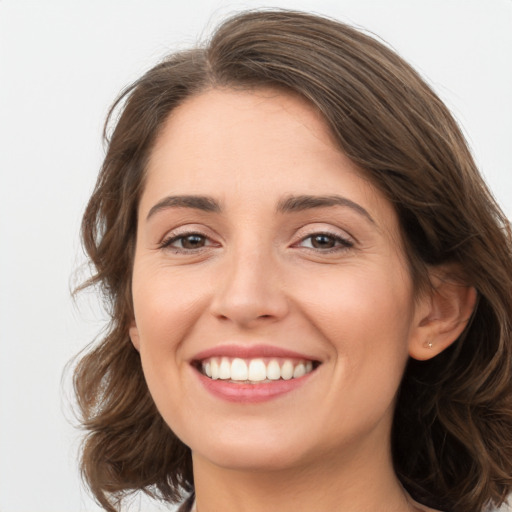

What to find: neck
left=191, top=432, right=414, bottom=512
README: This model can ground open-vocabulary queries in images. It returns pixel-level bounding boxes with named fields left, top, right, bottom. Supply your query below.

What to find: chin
left=187, top=424, right=314, bottom=472
left=195, top=444, right=308, bottom=473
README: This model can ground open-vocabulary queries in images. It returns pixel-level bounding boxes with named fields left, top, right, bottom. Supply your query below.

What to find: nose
left=209, top=245, right=289, bottom=328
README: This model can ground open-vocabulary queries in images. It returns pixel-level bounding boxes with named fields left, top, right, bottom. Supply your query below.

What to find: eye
left=160, top=232, right=216, bottom=252
left=298, top=232, right=353, bottom=251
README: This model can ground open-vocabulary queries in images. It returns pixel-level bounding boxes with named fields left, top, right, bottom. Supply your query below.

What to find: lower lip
left=194, top=368, right=316, bottom=403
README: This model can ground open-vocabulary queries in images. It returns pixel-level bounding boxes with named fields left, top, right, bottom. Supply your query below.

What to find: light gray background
left=1, top=1, right=511, bottom=511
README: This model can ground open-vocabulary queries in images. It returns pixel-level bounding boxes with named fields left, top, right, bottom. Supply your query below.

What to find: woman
left=74, top=9, right=512, bottom=512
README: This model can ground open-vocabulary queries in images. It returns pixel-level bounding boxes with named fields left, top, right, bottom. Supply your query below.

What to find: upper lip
left=191, top=344, right=320, bottom=362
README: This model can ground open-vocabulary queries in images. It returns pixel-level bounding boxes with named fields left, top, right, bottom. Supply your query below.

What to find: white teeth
left=230, top=358, right=248, bottom=380
left=248, top=359, right=267, bottom=381
left=219, top=357, right=231, bottom=379
left=200, top=357, right=317, bottom=382
left=266, top=359, right=281, bottom=380
left=293, top=363, right=306, bottom=378
left=210, top=359, right=219, bottom=380
left=281, top=360, right=294, bottom=380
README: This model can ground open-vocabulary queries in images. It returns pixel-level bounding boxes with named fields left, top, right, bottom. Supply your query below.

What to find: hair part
left=73, top=9, right=512, bottom=512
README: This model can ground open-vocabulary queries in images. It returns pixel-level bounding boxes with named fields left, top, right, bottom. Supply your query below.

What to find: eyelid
left=158, top=224, right=221, bottom=251
left=293, top=223, right=355, bottom=243
left=160, top=233, right=209, bottom=248
left=297, top=232, right=353, bottom=249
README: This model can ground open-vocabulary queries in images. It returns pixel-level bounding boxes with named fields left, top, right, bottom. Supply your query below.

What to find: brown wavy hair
left=73, top=9, right=512, bottom=512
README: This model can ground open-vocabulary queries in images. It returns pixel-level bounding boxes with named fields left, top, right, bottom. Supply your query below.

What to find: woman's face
left=130, top=88, right=425, bottom=472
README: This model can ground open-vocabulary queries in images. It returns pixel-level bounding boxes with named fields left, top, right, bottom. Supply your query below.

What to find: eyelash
left=159, top=232, right=215, bottom=253
left=295, top=231, right=354, bottom=253
left=159, top=230, right=354, bottom=254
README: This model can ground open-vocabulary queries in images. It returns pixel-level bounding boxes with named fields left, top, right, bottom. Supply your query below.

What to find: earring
left=424, top=340, right=433, bottom=349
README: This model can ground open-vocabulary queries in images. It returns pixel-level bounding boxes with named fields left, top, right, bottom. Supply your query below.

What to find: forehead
left=148, top=86, right=342, bottom=178
left=141, top=87, right=394, bottom=224
left=154, top=86, right=337, bottom=145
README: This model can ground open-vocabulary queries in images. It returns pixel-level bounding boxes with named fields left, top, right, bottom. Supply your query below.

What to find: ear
left=409, top=267, right=477, bottom=361
left=129, top=320, right=141, bottom=352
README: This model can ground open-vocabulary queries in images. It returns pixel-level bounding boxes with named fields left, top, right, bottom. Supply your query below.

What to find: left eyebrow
left=276, top=194, right=375, bottom=224
left=146, top=195, right=221, bottom=221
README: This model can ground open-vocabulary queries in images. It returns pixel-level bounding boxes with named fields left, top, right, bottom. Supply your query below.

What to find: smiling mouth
left=193, top=357, right=321, bottom=384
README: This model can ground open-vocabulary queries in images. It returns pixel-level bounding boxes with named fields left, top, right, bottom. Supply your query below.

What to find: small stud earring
left=425, top=340, right=433, bottom=349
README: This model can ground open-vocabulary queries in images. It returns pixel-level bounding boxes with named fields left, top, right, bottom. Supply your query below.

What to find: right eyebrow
left=146, top=195, right=221, bottom=221
left=276, top=194, right=375, bottom=225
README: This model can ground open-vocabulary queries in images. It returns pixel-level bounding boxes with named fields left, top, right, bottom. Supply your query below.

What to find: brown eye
left=297, top=232, right=353, bottom=252
left=310, top=234, right=336, bottom=249
left=180, top=234, right=206, bottom=249
left=160, top=232, right=213, bottom=251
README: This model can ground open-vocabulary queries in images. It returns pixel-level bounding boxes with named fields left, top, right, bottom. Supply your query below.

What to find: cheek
left=293, top=262, right=414, bottom=389
left=130, top=265, right=201, bottom=424
left=296, top=262, right=414, bottom=338
left=132, top=263, right=208, bottom=352
left=315, top=270, right=413, bottom=433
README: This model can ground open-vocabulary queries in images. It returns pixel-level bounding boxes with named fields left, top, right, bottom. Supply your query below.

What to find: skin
left=129, top=88, right=475, bottom=512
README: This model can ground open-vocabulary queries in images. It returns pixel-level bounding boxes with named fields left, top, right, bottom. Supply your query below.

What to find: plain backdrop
left=1, top=1, right=511, bottom=511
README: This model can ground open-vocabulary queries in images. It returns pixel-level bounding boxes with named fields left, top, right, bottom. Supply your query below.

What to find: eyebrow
left=146, top=195, right=221, bottom=220
left=146, top=193, right=374, bottom=224
left=276, top=194, right=375, bottom=224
